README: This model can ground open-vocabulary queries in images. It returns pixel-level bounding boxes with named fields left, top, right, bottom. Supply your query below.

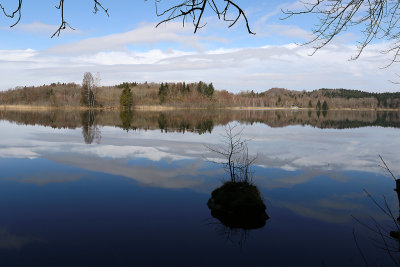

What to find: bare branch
left=205, top=123, right=257, bottom=183
left=154, top=0, right=254, bottom=34
left=0, top=0, right=109, bottom=37
left=353, top=228, right=370, bottom=267
left=0, top=0, right=22, bottom=27
left=1, top=1, right=253, bottom=37
left=379, top=155, right=398, bottom=181
left=93, top=0, right=109, bottom=16
left=283, top=0, right=400, bottom=65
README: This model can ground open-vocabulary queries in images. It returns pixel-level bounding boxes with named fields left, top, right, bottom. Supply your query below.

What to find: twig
left=353, top=228, right=370, bottom=267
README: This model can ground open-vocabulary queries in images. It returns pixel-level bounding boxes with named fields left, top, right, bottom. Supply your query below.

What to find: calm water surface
left=0, top=109, right=400, bottom=266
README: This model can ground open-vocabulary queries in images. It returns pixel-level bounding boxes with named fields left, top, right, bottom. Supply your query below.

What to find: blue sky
left=0, top=0, right=398, bottom=92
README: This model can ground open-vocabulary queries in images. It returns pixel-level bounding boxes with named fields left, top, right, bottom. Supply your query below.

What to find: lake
left=0, top=109, right=399, bottom=266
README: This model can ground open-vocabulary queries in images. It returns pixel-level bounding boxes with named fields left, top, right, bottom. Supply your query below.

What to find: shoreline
left=0, top=104, right=398, bottom=112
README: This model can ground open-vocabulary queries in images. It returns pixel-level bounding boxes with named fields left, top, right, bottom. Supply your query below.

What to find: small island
left=207, top=181, right=269, bottom=229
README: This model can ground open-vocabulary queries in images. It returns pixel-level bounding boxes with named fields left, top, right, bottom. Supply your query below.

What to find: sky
left=0, top=0, right=399, bottom=93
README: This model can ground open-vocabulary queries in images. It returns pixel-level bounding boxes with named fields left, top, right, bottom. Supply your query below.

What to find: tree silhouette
left=206, top=123, right=256, bottom=183
left=283, top=0, right=400, bottom=65
left=0, top=1, right=252, bottom=37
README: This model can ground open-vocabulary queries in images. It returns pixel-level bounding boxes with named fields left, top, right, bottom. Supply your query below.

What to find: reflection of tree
left=196, top=119, right=213, bottom=134
left=120, top=109, right=134, bottom=132
left=158, top=113, right=167, bottom=132
left=158, top=112, right=214, bottom=134
left=1, top=109, right=399, bottom=131
left=80, top=110, right=101, bottom=144
left=353, top=156, right=400, bottom=265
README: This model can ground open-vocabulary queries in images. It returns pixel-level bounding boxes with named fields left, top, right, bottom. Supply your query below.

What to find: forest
left=0, top=79, right=399, bottom=110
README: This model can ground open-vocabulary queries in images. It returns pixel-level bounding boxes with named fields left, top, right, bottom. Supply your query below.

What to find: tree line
left=0, top=74, right=399, bottom=110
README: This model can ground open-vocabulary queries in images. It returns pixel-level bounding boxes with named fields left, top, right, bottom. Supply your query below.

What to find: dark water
left=0, top=109, right=400, bottom=266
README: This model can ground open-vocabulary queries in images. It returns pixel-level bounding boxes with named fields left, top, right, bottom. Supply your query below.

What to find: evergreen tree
left=120, top=84, right=133, bottom=110
left=205, top=83, right=215, bottom=97
left=308, top=100, right=312, bottom=108
left=180, top=82, right=186, bottom=94
left=158, top=83, right=168, bottom=104
left=197, top=81, right=206, bottom=95
left=322, top=100, right=328, bottom=110
left=316, top=100, right=321, bottom=110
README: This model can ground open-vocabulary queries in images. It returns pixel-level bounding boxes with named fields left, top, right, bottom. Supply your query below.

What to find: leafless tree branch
left=283, top=0, right=400, bottom=65
left=0, top=0, right=109, bottom=37
left=1, top=1, right=253, bottom=36
left=379, top=154, right=398, bottom=181
left=0, top=0, right=22, bottom=27
left=153, top=0, right=254, bottom=34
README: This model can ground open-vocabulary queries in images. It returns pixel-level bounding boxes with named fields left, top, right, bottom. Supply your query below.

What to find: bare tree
left=206, top=123, right=257, bottom=183
left=82, top=72, right=95, bottom=107
left=283, top=0, right=400, bottom=65
left=0, top=1, right=252, bottom=37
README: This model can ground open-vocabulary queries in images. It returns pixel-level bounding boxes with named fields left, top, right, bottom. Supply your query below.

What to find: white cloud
left=45, top=22, right=213, bottom=55
left=0, top=49, right=37, bottom=61
left=0, top=22, right=398, bottom=92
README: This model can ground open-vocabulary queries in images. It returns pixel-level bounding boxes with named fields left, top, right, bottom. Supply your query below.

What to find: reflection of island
left=208, top=181, right=268, bottom=229
left=0, top=109, right=399, bottom=133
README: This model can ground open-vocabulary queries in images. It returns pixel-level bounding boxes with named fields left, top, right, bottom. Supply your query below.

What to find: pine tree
left=197, top=81, right=205, bottom=94
left=180, top=82, right=186, bottom=94
left=322, top=100, right=328, bottom=110
left=316, top=100, right=321, bottom=110
left=158, top=83, right=168, bottom=104
left=120, top=84, right=133, bottom=110
left=205, top=83, right=215, bottom=97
